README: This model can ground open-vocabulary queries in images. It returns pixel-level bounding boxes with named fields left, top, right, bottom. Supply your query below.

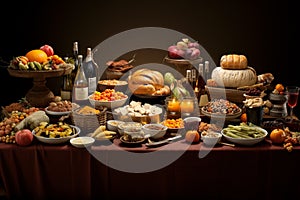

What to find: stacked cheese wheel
left=211, top=54, right=257, bottom=88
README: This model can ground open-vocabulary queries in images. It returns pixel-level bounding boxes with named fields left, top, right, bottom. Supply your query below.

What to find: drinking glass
left=286, top=86, right=300, bottom=118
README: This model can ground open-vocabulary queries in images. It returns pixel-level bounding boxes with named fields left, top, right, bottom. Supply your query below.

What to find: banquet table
left=0, top=136, right=299, bottom=200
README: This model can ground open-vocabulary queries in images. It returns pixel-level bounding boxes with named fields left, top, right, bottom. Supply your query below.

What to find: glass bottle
left=204, top=60, right=210, bottom=82
left=60, top=57, right=73, bottom=100
left=83, top=47, right=98, bottom=95
left=73, top=55, right=89, bottom=106
left=71, top=41, right=79, bottom=83
left=199, top=62, right=209, bottom=107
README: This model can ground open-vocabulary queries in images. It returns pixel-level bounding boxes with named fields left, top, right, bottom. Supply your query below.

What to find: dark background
left=0, top=0, right=294, bottom=114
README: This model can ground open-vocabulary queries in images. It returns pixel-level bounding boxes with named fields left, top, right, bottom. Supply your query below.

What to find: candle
left=168, top=98, right=181, bottom=112
left=181, top=99, right=194, bottom=113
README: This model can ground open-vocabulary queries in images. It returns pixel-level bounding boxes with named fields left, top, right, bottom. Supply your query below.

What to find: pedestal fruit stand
left=7, top=66, right=73, bottom=108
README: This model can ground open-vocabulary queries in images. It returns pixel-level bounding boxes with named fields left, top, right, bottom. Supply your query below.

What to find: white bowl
left=32, top=125, right=80, bottom=144
left=221, top=126, right=268, bottom=146
left=183, top=117, right=201, bottom=131
left=201, top=131, right=222, bottom=146
left=70, top=136, right=95, bottom=148
left=106, top=120, right=125, bottom=132
left=117, top=122, right=143, bottom=135
left=142, top=123, right=168, bottom=139
left=88, top=94, right=128, bottom=109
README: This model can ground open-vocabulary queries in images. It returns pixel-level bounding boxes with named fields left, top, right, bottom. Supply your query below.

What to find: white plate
left=70, top=136, right=95, bottom=148
left=45, top=107, right=72, bottom=116
left=32, top=125, right=80, bottom=144
left=221, top=126, right=268, bottom=146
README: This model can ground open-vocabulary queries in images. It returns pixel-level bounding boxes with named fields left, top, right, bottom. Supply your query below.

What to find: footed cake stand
left=164, top=56, right=203, bottom=77
left=7, top=67, right=73, bottom=108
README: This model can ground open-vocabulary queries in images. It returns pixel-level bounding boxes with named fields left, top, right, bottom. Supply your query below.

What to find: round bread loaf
left=128, top=68, right=164, bottom=95
left=220, top=54, right=248, bottom=69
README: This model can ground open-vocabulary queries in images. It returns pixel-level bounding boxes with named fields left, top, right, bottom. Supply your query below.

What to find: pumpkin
left=211, top=67, right=257, bottom=88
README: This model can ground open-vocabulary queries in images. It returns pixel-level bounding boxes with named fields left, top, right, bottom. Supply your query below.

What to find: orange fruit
left=25, top=49, right=48, bottom=63
left=270, top=128, right=286, bottom=144
left=185, top=130, right=200, bottom=143
left=275, top=84, right=284, bottom=93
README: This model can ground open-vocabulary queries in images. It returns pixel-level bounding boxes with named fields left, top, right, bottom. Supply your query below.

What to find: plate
left=119, top=136, right=146, bottom=146
left=201, top=108, right=242, bottom=120
left=221, top=126, right=268, bottom=146
left=32, top=125, right=80, bottom=144
left=45, top=107, right=72, bottom=116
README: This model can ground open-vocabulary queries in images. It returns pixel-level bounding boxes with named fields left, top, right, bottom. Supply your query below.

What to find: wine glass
left=286, top=86, right=300, bottom=118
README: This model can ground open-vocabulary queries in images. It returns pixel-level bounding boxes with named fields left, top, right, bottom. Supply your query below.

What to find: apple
left=15, top=129, right=33, bottom=146
left=40, top=44, right=54, bottom=57
left=168, top=45, right=182, bottom=59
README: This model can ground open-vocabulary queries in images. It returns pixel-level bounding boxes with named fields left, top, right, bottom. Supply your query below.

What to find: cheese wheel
left=211, top=67, right=257, bottom=88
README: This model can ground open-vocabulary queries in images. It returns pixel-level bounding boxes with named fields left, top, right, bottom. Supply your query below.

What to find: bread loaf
left=128, top=68, right=164, bottom=95
left=220, top=54, right=248, bottom=69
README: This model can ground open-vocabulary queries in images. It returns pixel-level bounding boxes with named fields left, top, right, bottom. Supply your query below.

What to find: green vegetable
left=164, top=72, right=176, bottom=86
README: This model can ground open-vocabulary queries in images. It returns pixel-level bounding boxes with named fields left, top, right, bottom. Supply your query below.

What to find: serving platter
left=45, top=107, right=72, bottom=116
left=201, top=107, right=242, bottom=120
left=164, top=56, right=203, bottom=65
left=32, top=125, right=80, bottom=144
left=221, top=126, right=268, bottom=146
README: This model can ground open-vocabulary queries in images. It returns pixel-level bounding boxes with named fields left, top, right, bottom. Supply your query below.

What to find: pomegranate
left=40, top=44, right=54, bottom=57
left=15, top=129, right=34, bottom=146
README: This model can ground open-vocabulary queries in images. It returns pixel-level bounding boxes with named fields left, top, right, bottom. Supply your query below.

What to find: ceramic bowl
left=142, top=123, right=168, bottom=139
left=70, top=136, right=95, bottom=148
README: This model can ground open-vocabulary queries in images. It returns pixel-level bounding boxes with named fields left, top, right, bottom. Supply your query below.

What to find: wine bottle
left=71, top=41, right=79, bottom=83
left=199, top=62, right=209, bottom=107
left=73, top=55, right=89, bottom=106
left=60, top=57, right=73, bottom=100
left=83, top=47, right=98, bottom=95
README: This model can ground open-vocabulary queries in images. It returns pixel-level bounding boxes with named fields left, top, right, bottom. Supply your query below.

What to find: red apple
left=15, top=129, right=33, bottom=146
left=168, top=45, right=184, bottom=59
left=40, top=44, right=54, bottom=57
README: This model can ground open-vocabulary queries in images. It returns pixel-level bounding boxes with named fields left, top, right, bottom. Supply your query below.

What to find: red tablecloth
left=0, top=138, right=299, bottom=200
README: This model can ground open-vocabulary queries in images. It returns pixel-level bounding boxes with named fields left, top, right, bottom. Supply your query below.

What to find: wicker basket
left=71, top=107, right=107, bottom=135
left=205, top=86, right=245, bottom=104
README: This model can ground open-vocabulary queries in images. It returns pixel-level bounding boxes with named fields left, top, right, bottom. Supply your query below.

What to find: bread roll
left=220, top=54, right=248, bottom=69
